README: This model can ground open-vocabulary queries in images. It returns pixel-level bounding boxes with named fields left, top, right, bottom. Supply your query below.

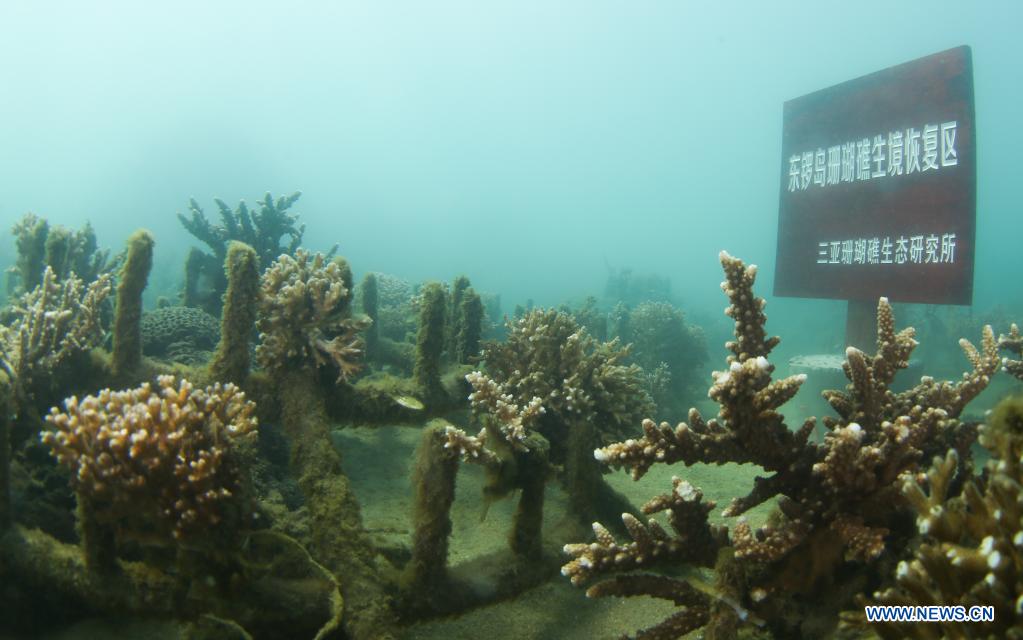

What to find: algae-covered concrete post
left=414, top=282, right=446, bottom=405
left=446, top=275, right=470, bottom=361
left=332, top=257, right=354, bottom=315
left=508, top=435, right=548, bottom=559
left=359, top=273, right=379, bottom=361
left=277, top=368, right=398, bottom=640
left=209, top=242, right=260, bottom=384
left=182, top=247, right=204, bottom=308
left=456, top=287, right=483, bottom=364
left=112, top=229, right=154, bottom=377
left=401, top=423, right=459, bottom=609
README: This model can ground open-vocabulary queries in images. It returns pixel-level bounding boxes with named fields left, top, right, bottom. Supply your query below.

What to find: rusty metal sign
left=774, top=46, right=975, bottom=304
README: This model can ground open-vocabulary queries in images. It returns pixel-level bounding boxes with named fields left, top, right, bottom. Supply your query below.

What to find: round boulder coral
left=141, top=306, right=220, bottom=358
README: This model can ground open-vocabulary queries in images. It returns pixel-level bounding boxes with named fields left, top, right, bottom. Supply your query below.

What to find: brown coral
left=857, top=395, right=1023, bottom=639
left=0, top=266, right=112, bottom=396
left=41, top=375, right=257, bottom=542
left=256, top=249, right=370, bottom=382
left=566, top=251, right=1002, bottom=639
left=1000, top=323, right=1023, bottom=380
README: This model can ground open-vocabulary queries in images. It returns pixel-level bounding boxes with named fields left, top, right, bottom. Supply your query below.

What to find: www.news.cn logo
left=864, top=605, right=994, bottom=623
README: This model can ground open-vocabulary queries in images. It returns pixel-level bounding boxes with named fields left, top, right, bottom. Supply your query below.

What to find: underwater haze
left=2, top=0, right=1021, bottom=329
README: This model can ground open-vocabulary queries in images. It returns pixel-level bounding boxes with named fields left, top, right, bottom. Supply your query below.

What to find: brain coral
left=141, top=306, right=220, bottom=356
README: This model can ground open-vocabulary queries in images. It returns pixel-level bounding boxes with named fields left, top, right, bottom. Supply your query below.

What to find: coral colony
left=1, top=202, right=1021, bottom=640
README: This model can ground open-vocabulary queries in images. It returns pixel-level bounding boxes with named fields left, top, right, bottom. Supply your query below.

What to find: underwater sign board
left=774, top=46, right=975, bottom=305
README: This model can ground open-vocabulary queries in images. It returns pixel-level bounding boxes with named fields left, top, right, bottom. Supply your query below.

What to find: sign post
left=775, top=46, right=976, bottom=350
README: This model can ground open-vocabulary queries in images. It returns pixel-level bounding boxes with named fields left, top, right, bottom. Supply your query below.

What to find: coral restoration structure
left=111, top=230, right=154, bottom=379
left=209, top=242, right=260, bottom=383
left=562, top=251, right=1001, bottom=639
left=414, top=282, right=446, bottom=405
left=401, top=371, right=550, bottom=616
left=358, top=272, right=380, bottom=361
left=455, top=286, right=483, bottom=364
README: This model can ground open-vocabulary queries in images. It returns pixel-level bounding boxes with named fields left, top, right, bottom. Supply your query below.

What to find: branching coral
left=484, top=308, right=653, bottom=444
left=178, top=191, right=327, bottom=315
left=442, top=371, right=545, bottom=460
left=1000, top=323, right=1023, bottom=381
left=857, top=395, right=1023, bottom=639
left=565, top=251, right=1002, bottom=639
left=178, top=192, right=306, bottom=269
left=256, top=250, right=370, bottom=383
left=40, top=375, right=257, bottom=543
left=7, top=213, right=115, bottom=295
left=0, top=266, right=112, bottom=397
left=618, top=301, right=708, bottom=417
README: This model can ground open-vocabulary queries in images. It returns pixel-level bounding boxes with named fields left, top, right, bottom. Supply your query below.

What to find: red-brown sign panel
left=774, top=46, right=975, bottom=304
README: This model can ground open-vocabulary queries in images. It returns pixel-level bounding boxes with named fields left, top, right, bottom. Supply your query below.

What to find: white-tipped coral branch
left=998, top=323, right=1023, bottom=380
left=41, top=375, right=257, bottom=542
left=256, top=249, right=370, bottom=382
left=0, top=266, right=112, bottom=393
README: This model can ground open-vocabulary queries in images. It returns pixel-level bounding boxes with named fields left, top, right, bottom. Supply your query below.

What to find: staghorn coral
left=40, top=375, right=257, bottom=545
left=179, top=192, right=304, bottom=269
left=0, top=266, right=112, bottom=398
left=565, top=251, right=1001, bottom=639
left=403, top=371, right=550, bottom=597
left=1000, top=323, right=1023, bottom=380
left=178, top=191, right=326, bottom=315
left=855, top=395, right=1023, bottom=639
left=256, top=250, right=370, bottom=383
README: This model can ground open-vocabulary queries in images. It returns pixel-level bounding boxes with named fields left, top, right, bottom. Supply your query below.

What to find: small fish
left=393, top=395, right=424, bottom=410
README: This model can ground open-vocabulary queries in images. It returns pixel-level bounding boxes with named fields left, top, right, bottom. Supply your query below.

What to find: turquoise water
left=2, top=1, right=1020, bottom=342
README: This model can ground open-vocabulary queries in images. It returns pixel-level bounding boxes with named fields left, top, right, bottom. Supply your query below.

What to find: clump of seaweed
left=563, top=251, right=1001, bottom=639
